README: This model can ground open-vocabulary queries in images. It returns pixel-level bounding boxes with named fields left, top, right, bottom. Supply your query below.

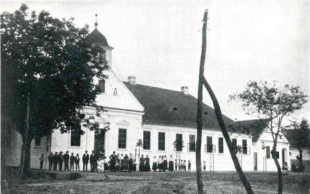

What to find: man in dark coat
left=58, top=152, right=64, bottom=171
left=53, top=152, right=58, bottom=171
left=109, top=151, right=116, bottom=172
left=70, top=152, right=75, bottom=171
left=64, top=151, right=69, bottom=171
left=90, top=151, right=96, bottom=172
left=82, top=150, right=89, bottom=172
left=48, top=152, right=53, bottom=171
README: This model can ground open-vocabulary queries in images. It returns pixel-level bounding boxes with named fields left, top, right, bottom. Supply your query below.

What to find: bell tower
left=87, top=14, right=114, bottom=68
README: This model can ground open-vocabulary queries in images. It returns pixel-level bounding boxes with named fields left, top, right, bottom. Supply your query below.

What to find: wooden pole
left=196, top=9, right=208, bottom=194
left=202, top=77, right=254, bottom=194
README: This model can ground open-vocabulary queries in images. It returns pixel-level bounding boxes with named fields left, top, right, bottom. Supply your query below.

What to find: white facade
left=252, top=129, right=290, bottom=171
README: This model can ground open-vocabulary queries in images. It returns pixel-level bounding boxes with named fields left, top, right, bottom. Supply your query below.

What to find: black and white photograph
left=1, top=0, right=310, bottom=193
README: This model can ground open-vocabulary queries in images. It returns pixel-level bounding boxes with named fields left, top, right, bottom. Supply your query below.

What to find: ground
left=2, top=168, right=310, bottom=194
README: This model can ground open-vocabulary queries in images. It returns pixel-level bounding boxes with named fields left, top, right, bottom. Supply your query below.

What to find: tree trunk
left=196, top=9, right=208, bottom=194
left=19, top=139, right=32, bottom=177
left=272, top=149, right=283, bottom=194
left=202, top=77, right=254, bottom=194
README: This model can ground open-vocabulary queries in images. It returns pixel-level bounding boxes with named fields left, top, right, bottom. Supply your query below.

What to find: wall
left=254, top=129, right=290, bottom=172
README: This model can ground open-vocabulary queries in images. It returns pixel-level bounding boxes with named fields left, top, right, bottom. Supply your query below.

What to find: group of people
left=151, top=155, right=192, bottom=172
left=40, top=150, right=99, bottom=172
left=45, top=151, right=81, bottom=171
left=40, top=150, right=194, bottom=173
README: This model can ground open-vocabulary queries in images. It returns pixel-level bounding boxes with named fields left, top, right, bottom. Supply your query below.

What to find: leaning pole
left=196, top=9, right=208, bottom=194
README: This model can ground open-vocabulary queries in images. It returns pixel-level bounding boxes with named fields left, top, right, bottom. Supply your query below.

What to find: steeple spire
left=95, top=14, right=98, bottom=29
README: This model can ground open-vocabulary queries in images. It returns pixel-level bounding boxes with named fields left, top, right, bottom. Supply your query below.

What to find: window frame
left=176, top=133, right=183, bottom=151
left=189, top=134, right=196, bottom=152
left=218, top=137, right=224, bottom=153
left=118, top=128, right=127, bottom=149
left=70, top=130, right=81, bottom=147
left=206, top=136, right=213, bottom=153
left=242, top=139, right=247, bottom=154
left=34, top=136, right=41, bottom=147
left=266, top=146, right=270, bottom=159
left=158, top=132, right=165, bottom=151
left=143, top=131, right=151, bottom=150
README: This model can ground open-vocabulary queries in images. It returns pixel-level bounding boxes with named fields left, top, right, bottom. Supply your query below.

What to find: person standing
left=90, top=151, right=96, bottom=172
left=163, top=155, right=168, bottom=172
left=53, top=152, right=58, bottom=171
left=152, top=156, right=158, bottom=172
left=70, top=152, right=75, bottom=171
left=128, top=154, right=133, bottom=172
left=64, top=151, right=70, bottom=171
left=145, top=155, right=150, bottom=172
left=124, top=154, right=129, bottom=172
left=139, top=155, right=144, bottom=172
left=109, top=151, right=116, bottom=172
left=75, top=153, right=80, bottom=171
left=203, top=161, right=206, bottom=171
left=59, top=152, right=63, bottom=171
left=158, top=155, right=163, bottom=172
left=188, top=160, right=191, bottom=171
left=169, top=155, right=174, bottom=172
left=82, top=150, right=89, bottom=172
left=39, top=154, right=44, bottom=170
left=48, top=152, right=53, bottom=171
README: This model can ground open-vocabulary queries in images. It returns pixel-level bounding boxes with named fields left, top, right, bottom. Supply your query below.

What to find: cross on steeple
left=95, top=14, right=98, bottom=29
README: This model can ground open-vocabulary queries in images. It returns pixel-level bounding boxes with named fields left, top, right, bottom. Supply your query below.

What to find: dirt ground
left=2, top=169, right=310, bottom=194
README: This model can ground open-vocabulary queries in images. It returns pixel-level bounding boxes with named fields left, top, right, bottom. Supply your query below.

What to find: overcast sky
left=2, top=0, right=310, bottom=123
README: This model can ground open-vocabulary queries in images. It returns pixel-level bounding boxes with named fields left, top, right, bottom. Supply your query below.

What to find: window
left=266, top=146, right=270, bottom=158
left=242, top=139, right=247, bottom=154
left=232, top=138, right=237, bottom=146
left=70, top=131, right=81, bottom=146
left=175, top=134, right=183, bottom=151
left=275, top=151, right=279, bottom=159
left=218, top=137, right=224, bottom=153
left=189, top=135, right=196, bottom=152
left=158, top=132, right=165, bottom=151
left=207, top=136, right=213, bottom=153
left=113, top=88, right=118, bottom=95
left=143, top=131, right=151, bottom=150
left=99, top=80, right=105, bottom=93
left=118, top=128, right=127, bottom=149
left=34, top=136, right=41, bottom=147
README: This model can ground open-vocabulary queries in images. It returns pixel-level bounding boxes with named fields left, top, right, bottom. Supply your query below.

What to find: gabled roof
left=231, top=119, right=269, bottom=142
left=123, top=82, right=236, bottom=131
left=86, top=29, right=110, bottom=47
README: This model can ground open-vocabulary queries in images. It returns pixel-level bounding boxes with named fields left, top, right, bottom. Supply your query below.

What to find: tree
left=231, top=81, right=308, bottom=194
left=1, top=4, right=107, bottom=176
left=290, top=119, right=310, bottom=172
left=196, top=9, right=254, bottom=194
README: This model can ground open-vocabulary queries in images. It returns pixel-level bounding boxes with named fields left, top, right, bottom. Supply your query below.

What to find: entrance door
left=254, top=152, right=257, bottom=171
left=94, top=129, right=105, bottom=158
left=282, top=149, right=287, bottom=170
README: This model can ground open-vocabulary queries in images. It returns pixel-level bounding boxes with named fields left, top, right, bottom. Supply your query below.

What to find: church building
left=6, top=23, right=290, bottom=172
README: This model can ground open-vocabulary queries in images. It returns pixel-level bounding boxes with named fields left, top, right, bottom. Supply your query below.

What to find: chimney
left=128, top=76, right=136, bottom=85
left=181, top=86, right=188, bottom=95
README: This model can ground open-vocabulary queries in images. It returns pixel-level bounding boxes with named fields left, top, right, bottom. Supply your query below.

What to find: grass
left=2, top=167, right=310, bottom=194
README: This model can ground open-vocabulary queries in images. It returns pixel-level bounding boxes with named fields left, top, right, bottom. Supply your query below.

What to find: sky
left=2, top=0, right=310, bottom=124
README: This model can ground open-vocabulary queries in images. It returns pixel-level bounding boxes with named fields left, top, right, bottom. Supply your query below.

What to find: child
left=203, top=161, right=206, bottom=171
left=188, top=160, right=191, bottom=171
left=152, top=156, right=158, bottom=172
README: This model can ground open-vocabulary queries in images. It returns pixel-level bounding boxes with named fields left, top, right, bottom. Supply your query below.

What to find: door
left=94, top=129, right=106, bottom=158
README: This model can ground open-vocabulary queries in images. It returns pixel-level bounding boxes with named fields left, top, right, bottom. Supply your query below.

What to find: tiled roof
left=123, top=82, right=236, bottom=131
left=87, top=29, right=110, bottom=47
left=230, top=119, right=269, bottom=142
